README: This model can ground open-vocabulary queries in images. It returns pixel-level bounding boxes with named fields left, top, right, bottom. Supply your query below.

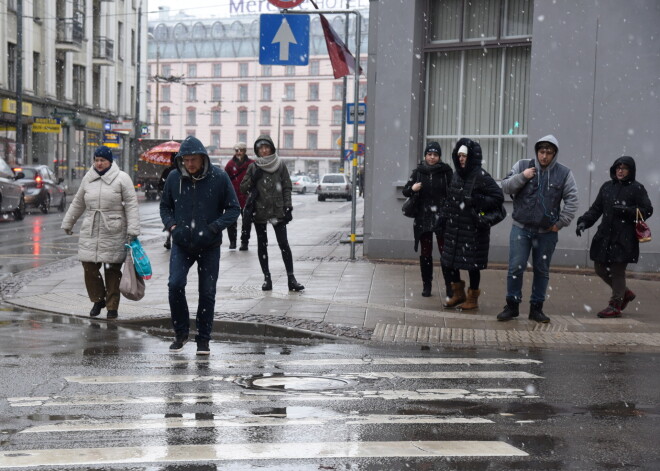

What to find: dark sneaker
left=496, top=298, right=519, bottom=321
left=229, top=242, right=237, bottom=250
left=106, top=309, right=118, bottom=320
left=90, top=300, right=106, bottom=317
left=620, top=289, right=636, bottom=311
left=529, top=303, right=550, bottom=323
left=196, top=340, right=210, bottom=356
left=239, top=242, right=249, bottom=251
left=169, top=336, right=188, bottom=352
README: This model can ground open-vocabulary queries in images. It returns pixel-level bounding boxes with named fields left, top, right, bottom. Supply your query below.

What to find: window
left=307, top=107, right=318, bottom=126
left=308, top=83, right=319, bottom=101
left=117, top=81, right=123, bottom=114
left=260, top=107, right=271, bottom=126
left=161, top=107, right=170, bottom=125
left=147, top=85, right=152, bottom=102
left=307, top=132, right=318, bottom=150
left=262, top=65, right=272, bottom=76
left=131, top=29, right=136, bottom=64
left=359, top=82, right=367, bottom=100
left=332, top=106, right=343, bottom=125
left=331, top=131, right=341, bottom=150
left=118, top=22, right=124, bottom=60
left=238, top=131, right=247, bottom=143
left=73, top=65, right=85, bottom=105
left=187, top=85, right=197, bottom=102
left=426, top=0, right=533, bottom=179
left=187, top=64, right=197, bottom=78
left=211, top=108, right=222, bottom=126
left=186, top=107, right=196, bottom=126
left=238, top=84, right=248, bottom=102
left=161, top=64, right=171, bottom=76
left=310, top=60, right=320, bottom=75
left=238, top=108, right=248, bottom=126
left=285, top=65, right=295, bottom=76
left=160, top=129, right=170, bottom=140
left=333, top=83, right=343, bottom=100
left=284, top=84, right=295, bottom=100
left=283, top=131, right=294, bottom=149
left=161, top=85, right=170, bottom=102
left=7, top=43, right=16, bottom=91
left=261, top=84, right=271, bottom=101
left=239, top=63, right=249, bottom=77
left=33, top=52, right=40, bottom=95
left=284, top=107, right=295, bottom=126
left=213, top=63, right=222, bottom=77
left=211, top=132, right=220, bottom=149
left=212, top=85, right=222, bottom=101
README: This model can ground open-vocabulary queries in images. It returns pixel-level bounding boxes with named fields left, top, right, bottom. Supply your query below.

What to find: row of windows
left=147, top=82, right=367, bottom=103
left=156, top=60, right=331, bottom=79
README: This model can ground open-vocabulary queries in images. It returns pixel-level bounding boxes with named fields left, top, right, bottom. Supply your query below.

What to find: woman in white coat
left=61, top=146, right=140, bottom=319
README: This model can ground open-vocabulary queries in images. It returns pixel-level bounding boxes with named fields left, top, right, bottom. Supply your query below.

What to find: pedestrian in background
left=402, top=141, right=455, bottom=299
left=441, top=139, right=504, bottom=310
left=575, top=156, right=653, bottom=318
left=158, top=153, right=177, bottom=250
left=240, top=135, right=305, bottom=292
left=61, top=145, right=140, bottom=320
left=224, top=142, right=254, bottom=251
left=497, top=135, right=579, bottom=323
left=160, top=136, right=240, bottom=355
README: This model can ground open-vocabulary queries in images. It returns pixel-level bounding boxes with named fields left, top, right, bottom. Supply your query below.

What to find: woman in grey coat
left=61, top=146, right=140, bottom=319
left=240, top=135, right=304, bottom=292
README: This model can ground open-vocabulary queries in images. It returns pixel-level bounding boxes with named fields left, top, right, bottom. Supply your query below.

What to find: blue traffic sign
left=260, top=14, right=310, bottom=66
left=346, top=103, right=367, bottom=125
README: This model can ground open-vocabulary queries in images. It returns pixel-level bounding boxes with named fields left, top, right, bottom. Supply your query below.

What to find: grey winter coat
left=502, top=135, right=578, bottom=232
left=240, top=155, right=292, bottom=225
left=62, top=164, right=140, bottom=263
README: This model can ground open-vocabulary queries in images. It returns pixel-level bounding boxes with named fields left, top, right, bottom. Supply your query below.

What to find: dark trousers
left=594, top=261, right=628, bottom=299
left=254, top=222, right=294, bottom=275
left=168, top=244, right=220, bottom=342
left=419, top=232, right=458, bottom=293
left=82, top=261, right=122, bottom=310
left=227, top=209, right=252, bottom=245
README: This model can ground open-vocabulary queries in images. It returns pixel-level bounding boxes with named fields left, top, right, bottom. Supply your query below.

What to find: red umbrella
left=140, top=140, right=180, bottom=166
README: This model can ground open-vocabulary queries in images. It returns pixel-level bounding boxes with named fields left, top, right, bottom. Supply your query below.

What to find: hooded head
left=610, top=156, right=636, bottom=182
left=175, top=136, right=210, bottom=178
left=254, top=135, right=276, bottom=157
left=94, top=145, right=113, bottom=164
left=451, top=138, right=482, bottom=178
left=534, top=135, right=559, bottom=168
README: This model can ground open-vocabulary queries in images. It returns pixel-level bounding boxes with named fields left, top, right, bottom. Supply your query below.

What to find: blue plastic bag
left=126, top=239, right=152, bottom=280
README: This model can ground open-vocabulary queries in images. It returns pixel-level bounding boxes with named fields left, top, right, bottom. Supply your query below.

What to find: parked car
left=291, top=175, right=315, bottom=194
left=12, top=165, right=66, bottom=214
left=0, top=157, right=26, bottom=220
left=316, top=173, right=352, bottom=201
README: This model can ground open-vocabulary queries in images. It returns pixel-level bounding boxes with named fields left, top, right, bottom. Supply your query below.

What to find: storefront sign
left=32, top=117, right=62, bottom=133
left=103, top=132, right=121, bottom=148
left=1, top=99, right=33, bottom=116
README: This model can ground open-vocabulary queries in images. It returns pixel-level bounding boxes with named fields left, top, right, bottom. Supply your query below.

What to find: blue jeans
left=506, top=225, right=558, bottom=304
left=168, top=244, right=220, bottom=342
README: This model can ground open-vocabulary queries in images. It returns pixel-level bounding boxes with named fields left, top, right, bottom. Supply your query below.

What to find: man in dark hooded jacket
left=160, top=136, right=240, bottom=355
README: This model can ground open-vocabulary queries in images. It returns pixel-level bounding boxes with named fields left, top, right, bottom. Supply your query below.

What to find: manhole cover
left=235, top=374, right=353, bottom=391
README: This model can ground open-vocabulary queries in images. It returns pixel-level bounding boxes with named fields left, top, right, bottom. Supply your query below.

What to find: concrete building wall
left=364, top=0, right=659, bottom=272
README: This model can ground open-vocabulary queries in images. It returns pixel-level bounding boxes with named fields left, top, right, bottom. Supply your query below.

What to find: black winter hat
left=424, top=141, right=441, bottom=156
left=94, top=145, right=113, bottom=162
left=177, top=136, right=209, bottom=159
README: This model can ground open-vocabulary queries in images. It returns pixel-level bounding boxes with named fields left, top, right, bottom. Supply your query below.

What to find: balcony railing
left=56, top=19, right=84, bottom=50
left=93, top=37, right=114, bottom=63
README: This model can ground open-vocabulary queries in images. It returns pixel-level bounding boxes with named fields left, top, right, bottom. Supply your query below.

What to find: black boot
left=288, top=274, right=305, bottom=292
left=106, top=309, right=118, bottom=320
left=529, top=302, right=550, bottom=323
left=90, top=300, right=106, bottom=317
left=496, top=297, right=519, bottom=321
left=262, top=273, right=272, bottom=291
left=420, top=256, right=433, bottom=297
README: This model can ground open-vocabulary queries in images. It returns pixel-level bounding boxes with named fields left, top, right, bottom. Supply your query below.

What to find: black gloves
left=253, top=167, right=264, bottom=182
left=284, top=206, right=293, bottom=223
left=575, top=222, right=586, bottom=237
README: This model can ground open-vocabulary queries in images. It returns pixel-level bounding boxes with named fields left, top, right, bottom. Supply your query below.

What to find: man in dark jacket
left=160, top=136, right=240, bottom=355
left=224, top=142, right=254, bottom=250
left=497, top=135, right=579, bottom=323
left=575, top=156, right=653, bottom=318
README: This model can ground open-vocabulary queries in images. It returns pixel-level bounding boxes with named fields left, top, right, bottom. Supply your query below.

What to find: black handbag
left=402, top=172, right=420, bottom=218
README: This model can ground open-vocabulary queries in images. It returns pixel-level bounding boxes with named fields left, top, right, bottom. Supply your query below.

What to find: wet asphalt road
left=0, top=308, right=658, bottom=470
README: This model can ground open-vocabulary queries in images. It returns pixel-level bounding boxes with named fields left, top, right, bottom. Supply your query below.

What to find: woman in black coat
left=402, top=141, right=456, bottom=298
left=575, top=156, right=653, bottom=318
left=441, top=138, right=504, bottom=310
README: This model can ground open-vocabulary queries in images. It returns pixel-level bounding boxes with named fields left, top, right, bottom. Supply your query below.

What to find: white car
left=0, top=157, right=26, bottom=220
left=316, top=173, right=352, bottom=201
left=291, top=175, right=315, bottom=194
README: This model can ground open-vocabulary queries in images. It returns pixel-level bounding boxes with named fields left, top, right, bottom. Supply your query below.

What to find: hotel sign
left=32, top=117, right=62, bottom=133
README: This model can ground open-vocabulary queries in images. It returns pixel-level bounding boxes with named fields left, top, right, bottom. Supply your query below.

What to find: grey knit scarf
left=255, top=152, right=281, bottom=173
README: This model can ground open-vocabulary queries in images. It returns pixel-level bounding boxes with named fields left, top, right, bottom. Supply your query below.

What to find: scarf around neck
left=255, top=152, right=281, bottom=173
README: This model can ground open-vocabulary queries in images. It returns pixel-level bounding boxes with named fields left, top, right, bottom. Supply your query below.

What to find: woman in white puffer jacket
left=61, top=146, right=140, bottom=319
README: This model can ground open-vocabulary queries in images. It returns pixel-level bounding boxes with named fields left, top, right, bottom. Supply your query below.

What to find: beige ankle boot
left=443, top=281, right=466, bottom=308
left=459, top=288, right=481, bottom=310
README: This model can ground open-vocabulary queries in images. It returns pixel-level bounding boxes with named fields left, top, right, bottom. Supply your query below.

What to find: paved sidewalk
left=3, top=229, right=660, bottom=353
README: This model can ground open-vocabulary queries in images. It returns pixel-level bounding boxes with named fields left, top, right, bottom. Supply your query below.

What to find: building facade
left=0, top=0, right=147, bottom=190
left=364, top=0, right=659, bottom=271
left=146, top=7, right=368, bottom=176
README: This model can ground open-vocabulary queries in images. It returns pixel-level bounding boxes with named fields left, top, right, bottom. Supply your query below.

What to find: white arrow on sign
left=272, top=18, right=297, bottom=61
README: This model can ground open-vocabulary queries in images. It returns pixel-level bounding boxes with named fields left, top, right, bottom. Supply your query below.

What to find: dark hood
left=175, top=136, right=210, bottom=179
left=254, top=135, right=276, bottom=156
left=610, top=156, right=636, bottom=182
left=451, top=138, right=483, bottom=178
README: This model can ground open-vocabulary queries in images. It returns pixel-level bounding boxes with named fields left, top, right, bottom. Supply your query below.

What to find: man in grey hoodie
left=497, top=135, right=578, bottom=323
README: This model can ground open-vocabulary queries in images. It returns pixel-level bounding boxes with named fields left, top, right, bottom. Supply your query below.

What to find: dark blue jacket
left=160, top=155, right=240, bottom=253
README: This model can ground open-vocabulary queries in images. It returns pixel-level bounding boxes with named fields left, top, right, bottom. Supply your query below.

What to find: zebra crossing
left=0, top=355, right=542, bottom=468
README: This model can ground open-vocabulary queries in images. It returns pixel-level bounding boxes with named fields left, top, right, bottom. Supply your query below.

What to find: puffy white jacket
left=62, top=164, right=140, bottom=263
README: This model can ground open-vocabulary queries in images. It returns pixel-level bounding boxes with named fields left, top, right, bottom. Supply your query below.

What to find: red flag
left=320, top=14, right=363, bottom=79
